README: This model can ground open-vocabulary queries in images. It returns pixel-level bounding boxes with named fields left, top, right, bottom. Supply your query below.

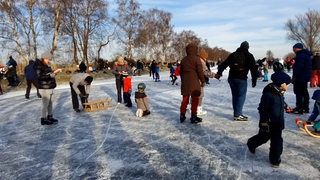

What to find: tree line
left=1, top=0, right=319, bottom=66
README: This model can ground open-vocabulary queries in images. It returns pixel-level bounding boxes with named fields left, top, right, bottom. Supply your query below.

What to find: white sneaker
left=136, top=109, right=143, bottom=117
left=234, top=115, right=248, bottom=121
left=197, top=106, right=207, bottom=116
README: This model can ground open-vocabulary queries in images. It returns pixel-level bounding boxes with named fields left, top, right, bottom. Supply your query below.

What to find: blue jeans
left=228, top=78, right=247, bottom=116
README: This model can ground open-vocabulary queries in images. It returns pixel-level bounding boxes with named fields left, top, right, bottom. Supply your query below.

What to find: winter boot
left=41, top=118, right=53, bottom=125
left=47, top=115, right=58, bottom=123
left=180, top=113, right=186, bottom=123
left=197, top=106, right=207, bottom=116
left=190, top=113, right=202, bottom=124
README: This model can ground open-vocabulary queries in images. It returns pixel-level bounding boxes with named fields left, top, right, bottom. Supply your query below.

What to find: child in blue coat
left=307, top=90, right=320, bottom=130
left=247, top=70, right=291, bottom=168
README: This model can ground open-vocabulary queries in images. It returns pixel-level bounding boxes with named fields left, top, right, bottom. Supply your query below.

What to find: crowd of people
left=1, top=41, right=320, bottom=169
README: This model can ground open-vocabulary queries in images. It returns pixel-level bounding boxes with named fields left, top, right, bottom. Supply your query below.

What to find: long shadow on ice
left=15, top=91, right=69, bottom=179
left=101, top=116, right=162, bottom=179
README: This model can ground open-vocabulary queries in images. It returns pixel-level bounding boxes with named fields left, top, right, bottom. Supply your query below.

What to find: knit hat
left=199, top=49, right=208, bottom=60
left=273, top=62, right=284, bottom=72
left=84, top=76, right=93, bottom=85
left=293, top=43, right=303, bottom=49
left=41, top=51, right=53, bottom=60
left=240, top=41, right=249, bottom=49
left=312, top=90, right=320, bottom=101
left=271, top=71, right=291, bottom=87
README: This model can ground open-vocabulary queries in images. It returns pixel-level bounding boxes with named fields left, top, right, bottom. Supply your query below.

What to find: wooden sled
left=83, top=98, right=113, bottom=112
left=295, top=119, right=320, bottom=139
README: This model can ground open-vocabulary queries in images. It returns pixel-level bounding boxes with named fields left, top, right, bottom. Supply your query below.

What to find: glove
left=79, top=93, right=88, bottom=98
left=214, top=74, right=221, bottom=80
left=260, top=122, right=270, bottom=132
left=252, top=81, right=256, bottom=88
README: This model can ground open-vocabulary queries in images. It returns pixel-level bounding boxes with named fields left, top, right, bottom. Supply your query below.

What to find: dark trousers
left=180, top=95, right=199, bottom=115
left=171, top=75, right=177, bottom=85
left=247, top=129, right=283, bottom=165
left=116, top=79, right=125, bottom=103
left=70, top=83, right=87, bottom=110
left=25, top=79, right=40, bottom=98
left=293, top=82, right=309, bottom=110
left=124, top=92, right=132, bottom=106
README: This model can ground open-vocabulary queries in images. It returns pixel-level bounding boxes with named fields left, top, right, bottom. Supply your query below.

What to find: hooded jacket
left=258, top=84, right=285, bottom=130
left=180, top=43, right=205, bottom=96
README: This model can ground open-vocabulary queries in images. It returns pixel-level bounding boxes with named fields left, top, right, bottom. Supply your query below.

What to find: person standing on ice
left=214, top=41, right=258, bottom=121
left=247, top=70, right=291, bottom=168
left=112, top=56, right=131, bottom=104
left=34, top=51, right=62, bottom=125
left=179, top=43, right=205, bottom=124
left=24, top=60, right=41, bottom=99
left=291, top=43, right=312, bottom=114
left=197, top=49, right=216, bottom=116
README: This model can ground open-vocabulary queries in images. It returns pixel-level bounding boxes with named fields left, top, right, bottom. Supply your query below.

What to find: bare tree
left=285, top=9, right=320, bottom=52
left=41, top=0, right=67, bottom=57
left=172, top=30, right=201, bottom=60
left=266, top=50, right=274, bottom=60
left=153, top=9, right=173, bottom=62
left=113, top=0, right=140, bottom=59
left=63, top=0, right=108, bottom=65
left=0, top=0, right=27, bottom=63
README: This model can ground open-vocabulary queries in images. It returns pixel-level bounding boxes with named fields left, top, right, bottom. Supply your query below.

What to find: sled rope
left=72, top=103, right=119, bottom=178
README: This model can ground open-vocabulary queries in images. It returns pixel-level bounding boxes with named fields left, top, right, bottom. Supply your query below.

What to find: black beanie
left=85, top=76, right=93, bottom=84
left=271, top=71, right=291, bottom=87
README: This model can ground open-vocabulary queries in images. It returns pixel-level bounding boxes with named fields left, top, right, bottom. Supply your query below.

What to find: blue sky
left=136, top=0, right=320, bottom=59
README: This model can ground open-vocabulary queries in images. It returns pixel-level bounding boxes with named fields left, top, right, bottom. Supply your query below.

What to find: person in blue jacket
left=307, top=90, right=320, bottom=130
left=6, top=56, right=19, bottom=86
left=24, top=60, right=41, bottom=99
left=247, top=70, right=291, bottom=168
left=291, top=43, right=312, bottom=114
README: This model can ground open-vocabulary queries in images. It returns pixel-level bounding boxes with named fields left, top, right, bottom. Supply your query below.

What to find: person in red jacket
left=122, top=72, right=132, bottom=107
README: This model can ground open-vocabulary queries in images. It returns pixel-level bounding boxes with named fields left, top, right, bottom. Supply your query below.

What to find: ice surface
left=0, top=67, right=319, bottom=179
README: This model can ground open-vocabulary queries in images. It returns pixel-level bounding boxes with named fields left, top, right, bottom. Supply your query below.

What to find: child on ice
left=135, top=83, right=150, bottom=117
left=307, top=89, right=320, bottom=130
left=247, top=70, right=291, bottom=168
left=122, top=72, right=132, bottom=107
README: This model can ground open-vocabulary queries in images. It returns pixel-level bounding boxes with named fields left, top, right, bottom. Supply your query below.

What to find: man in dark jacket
left=247, top=71, right=291, bottom=168
left=291, top=43, right=312, bottom=114
left=180, top=43, right=206, bottom=124
left=215, top=41, right=258, bottom=121
left=35, top=51, right=62, bottom=125
left=24, top=60, right=41, bottom=99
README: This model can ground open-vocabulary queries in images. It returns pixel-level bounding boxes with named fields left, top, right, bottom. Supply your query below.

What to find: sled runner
left=295, top=119, right=320, bottom=139
left=83, top=98, right=113, bottom=112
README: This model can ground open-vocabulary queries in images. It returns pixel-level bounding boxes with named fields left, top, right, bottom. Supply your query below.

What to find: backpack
left=230, top=51, right=246, bottom=71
